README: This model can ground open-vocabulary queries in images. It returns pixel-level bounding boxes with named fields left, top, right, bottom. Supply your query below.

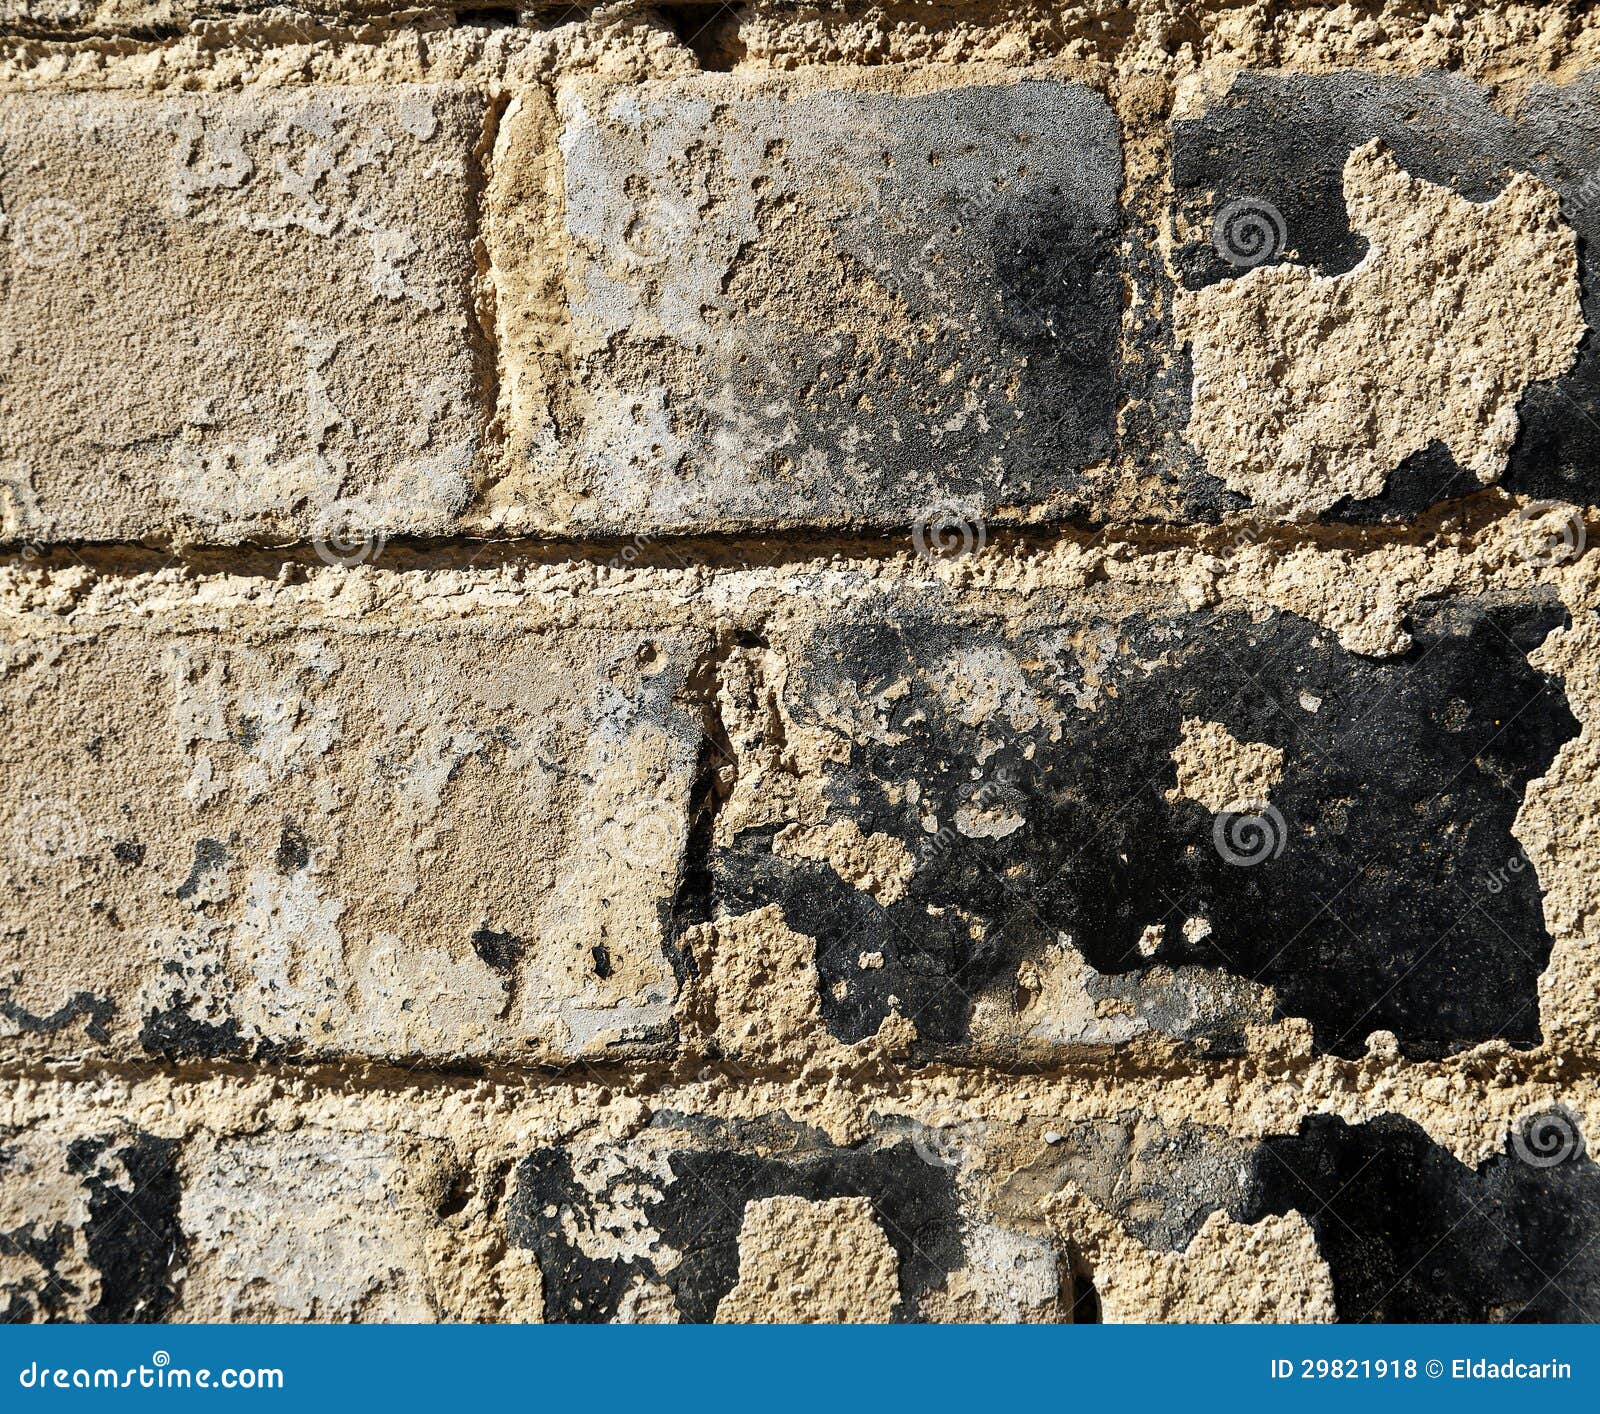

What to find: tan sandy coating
left=4, top=0, right=1600, bottom=1328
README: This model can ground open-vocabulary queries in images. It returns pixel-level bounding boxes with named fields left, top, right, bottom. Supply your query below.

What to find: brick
left=0, top=1123, right=183, bottom=1322
left=710, top=591, right=1577, bottom=1061
left=0, top=87, right=486, bottom=545
left=484, top=74, right=1126, bottom=535
left=0, top=618, right=709, bottom=1065
left=0, top=1116, right=538, bottom=1322
left=1173, top=70, right=1600, bottom=519
left=1236, top=1109, right=1600, bottom=1321
left=178, top=1127, right=507, bottom=1321
left=504, top=1111, right=1086, bottom=1323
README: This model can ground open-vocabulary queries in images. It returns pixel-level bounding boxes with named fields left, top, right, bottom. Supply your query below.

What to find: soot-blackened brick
left=68, top=1133, right=185, bottom=1323
left=1173, top=70, right=1600, bottom=512
left=1238, top=1112, right=1600, bottom=1322
left=0, top=1130, right=185, bottom=1324
left=714, top=596, right=1576, bottom=1058
left=506, top=1130, right=964, bottom=1323
left=532, top=76, right=1123, bottom=533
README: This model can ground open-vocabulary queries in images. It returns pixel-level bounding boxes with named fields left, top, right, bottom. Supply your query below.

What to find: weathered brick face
left=711, top=592, right=1578, bottom=1060
left=490, top=75, right=1125, bottom=534
left=3, top=0, right=1600, bottom=1327
left=1, top=619, right=707, bottom=1065
left=2, top=85, right=489, bottom=544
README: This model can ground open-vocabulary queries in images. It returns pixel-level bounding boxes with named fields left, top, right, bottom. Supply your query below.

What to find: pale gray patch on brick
left=0, top=86, right=485, bottom=544
left=543, top=78, right=1123, bottom=532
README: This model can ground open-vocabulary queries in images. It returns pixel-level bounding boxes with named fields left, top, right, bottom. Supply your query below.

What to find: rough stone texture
left=1173, top=68, right=1600, bottom=517
left=4, top=0, right=1600, bottom=1328
left=710, top=589, right=1577, bottom=1061
left=1, top=86, right=487, bottom=545
left=1180, top=141, right=1583, bottom=517
left=484, top=71, right=1128, bottom=535
left=0, top=617, right=709, bottom=1065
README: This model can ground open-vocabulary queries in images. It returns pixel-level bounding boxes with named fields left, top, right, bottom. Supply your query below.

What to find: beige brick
left=0, top=86, right=487, bottom=545
left=0, top=617, right=709, bottom=1065
left=178, top=1127, right=513, bottom=1321
left=481, top=72, right=1126, bottom=536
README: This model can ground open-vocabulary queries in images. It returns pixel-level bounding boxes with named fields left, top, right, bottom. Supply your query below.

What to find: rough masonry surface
left=3, top=0, right=1600, bottom=1327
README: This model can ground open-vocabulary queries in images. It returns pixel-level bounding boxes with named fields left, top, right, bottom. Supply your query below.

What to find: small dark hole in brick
left=1071, top=1266, right=1102, bottom=1324
left=437, top=1168, right=473, bottom=1218
left=655, top=3, right=743, bottom=71
left=455, top=6, right=521, bottom=28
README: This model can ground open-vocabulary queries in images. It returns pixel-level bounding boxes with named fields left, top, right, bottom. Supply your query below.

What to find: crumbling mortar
left=0, top=488, right=1581, bottom=578
left=468, top=86, right=514, bottom=474
left=5, top=1027, right=1600, bottom=1093
left=0, top=1, right=1588, bottom=90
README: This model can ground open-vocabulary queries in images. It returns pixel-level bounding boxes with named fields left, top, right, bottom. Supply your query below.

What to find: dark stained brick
left=1237, top=1111, right=1600, bottom=1322
left=1173, top=70, right=1600, bottom=514
left=510, top=76, right=1125, bottom=533
left=713, top=594, right=1577, bottom=1059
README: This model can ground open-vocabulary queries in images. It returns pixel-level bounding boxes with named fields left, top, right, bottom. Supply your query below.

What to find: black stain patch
left=713, top=596, right=1576, bottom=1058
left=65, top=1132, right=185, bottom=1323
left=274, top=824, right=310, bottom=875
left=174, top=838, right=229, bottom=903
left=506, top=1137, right=963, bottom=1323
left=138, top=959, right=249, bottom=1061
left=138, top=1004, right=245, bottom=1062
left=111, top=840, right=145, bottom=868
left=1172, top=70, right=1600, bottom=513
left=1236, top=1112, right=1600, bottom=1322
left=469, top=926, right=524, bottom=974
left=1172, top=72, right=1513, bottom=290
left=504, top=1148, right=654, bottom=1323
left=0, top=989, right=114, bottom=1045
left=1323, top=441, right=1479, bottom=524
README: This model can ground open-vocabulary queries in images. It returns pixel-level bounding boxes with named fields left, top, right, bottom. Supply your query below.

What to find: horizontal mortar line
left=0, top=1048, right=1594, bottom=1095
left=0, top=493, right=1561, bottom=581
left=0, top=2, right=1115, bottom=44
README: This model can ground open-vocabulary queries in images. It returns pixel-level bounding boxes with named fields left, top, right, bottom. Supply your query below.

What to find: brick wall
left=3, top=0, right=1599, bottom=1323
